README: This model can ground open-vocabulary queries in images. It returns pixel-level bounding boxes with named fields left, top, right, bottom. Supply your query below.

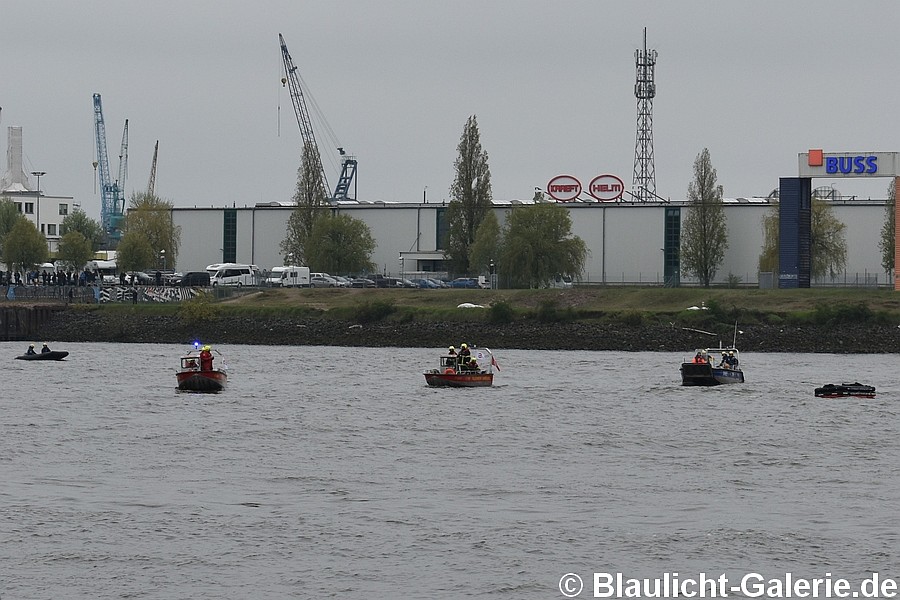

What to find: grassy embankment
left=85, top=287, right=900, bottom=329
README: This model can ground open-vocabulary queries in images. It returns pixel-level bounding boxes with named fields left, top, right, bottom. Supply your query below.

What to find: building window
left=59, top=204, right=68, bottom=216
left=15, top=202, right=22, bottom=213
left=24, top=202, right=33, bottom=214
left=435, top=208, right=448, bottom=251
left=223, top=209, right=237, bottom=263
left=48, top=224, right=57, bottom=236
left=41, top=224, right=45, bottom=234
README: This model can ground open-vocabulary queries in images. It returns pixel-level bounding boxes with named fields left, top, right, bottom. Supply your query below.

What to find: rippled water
left=3, top=343, right=899, bottom=599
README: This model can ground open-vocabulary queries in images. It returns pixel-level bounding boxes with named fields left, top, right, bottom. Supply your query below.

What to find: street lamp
left=31, top=171, right=46, bottom=234
left=286, top=252, right=294, bottom=266
left=159, top=249, right=166, bottom=270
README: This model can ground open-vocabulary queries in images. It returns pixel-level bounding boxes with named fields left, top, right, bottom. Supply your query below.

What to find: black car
left=350, top=278, right=376, bottom=288
left=179, top=271, right=211, bottom=287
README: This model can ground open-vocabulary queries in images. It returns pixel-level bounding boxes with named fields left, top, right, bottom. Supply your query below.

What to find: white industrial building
left=1, top=125, right=890, bottom=286
left=168, top=197, right=889, bottom=287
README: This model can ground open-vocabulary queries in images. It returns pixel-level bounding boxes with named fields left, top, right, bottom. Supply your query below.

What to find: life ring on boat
left=443, top=368, right=456, bottom=374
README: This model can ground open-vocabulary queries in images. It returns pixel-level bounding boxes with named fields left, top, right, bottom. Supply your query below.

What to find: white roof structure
left=0, top=127, right=33, bottom=193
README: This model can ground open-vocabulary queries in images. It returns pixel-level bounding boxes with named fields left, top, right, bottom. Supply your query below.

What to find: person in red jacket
left=199, top=345, right=214, bottom=371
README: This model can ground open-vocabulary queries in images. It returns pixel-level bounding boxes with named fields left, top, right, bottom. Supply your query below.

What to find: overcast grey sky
left=2, top=0, right=898, bottom=221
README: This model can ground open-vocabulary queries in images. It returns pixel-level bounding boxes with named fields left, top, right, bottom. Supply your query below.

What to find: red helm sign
left=588, top=174, right=624, bottom=201
left=546, top=175, right=582, bottom=202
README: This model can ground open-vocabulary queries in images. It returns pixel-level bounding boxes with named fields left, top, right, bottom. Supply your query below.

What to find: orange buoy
left=444, top=368, right=456, bottom=374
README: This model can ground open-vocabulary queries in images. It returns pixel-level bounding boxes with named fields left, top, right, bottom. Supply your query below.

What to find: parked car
left=331, top=275, right=352, bottom=288
left=429, top=278, right=449, bottom=288
left=126, top=271, right=154, bottom=285
left=410, top=278, right=439, bottom=289
left=179, top=271, right=211, bottom=287
left=310, top=275, right=338, bottom=288
left=350, top=277, right=376, bottom=288
left=450, top=277, right=479, bottom=289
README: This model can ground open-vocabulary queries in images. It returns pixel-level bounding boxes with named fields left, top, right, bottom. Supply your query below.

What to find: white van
left=266, top=266, right=310, bottom=287
left=207, top=263, right=260, bottom=287
left=549, top=274, right=574, bottom=289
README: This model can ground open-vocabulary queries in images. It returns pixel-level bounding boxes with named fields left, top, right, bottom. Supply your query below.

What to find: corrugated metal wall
left=778, top=177, right=811, bottom=288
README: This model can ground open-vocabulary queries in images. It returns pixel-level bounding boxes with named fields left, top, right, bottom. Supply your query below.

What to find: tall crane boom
left=279, top=33, right=330, bottom=202
left=117, top=119, right=128, bottom=199
left=92, top=93, right=126, bottom=241
left=147, top=140, right=159, bottom=196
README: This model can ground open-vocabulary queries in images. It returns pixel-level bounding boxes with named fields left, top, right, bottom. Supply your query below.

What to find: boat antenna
left=732, top=321, right=739, bottom=348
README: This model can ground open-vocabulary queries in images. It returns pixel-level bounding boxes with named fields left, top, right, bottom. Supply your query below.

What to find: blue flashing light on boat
left=193, top=340, right=201, bottom=349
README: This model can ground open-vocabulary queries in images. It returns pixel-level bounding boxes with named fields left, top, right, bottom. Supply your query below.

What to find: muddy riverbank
left=38, top=309, right=900, bottom=353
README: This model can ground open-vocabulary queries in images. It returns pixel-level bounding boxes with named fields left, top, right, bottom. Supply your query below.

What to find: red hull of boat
left=176, top=369, right=227, bottom=392
left=424, top=372, right=493, bottom=387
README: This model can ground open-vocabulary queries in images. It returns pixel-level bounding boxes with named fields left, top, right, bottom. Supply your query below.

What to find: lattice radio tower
left=632, top=28, right=658, bottom=202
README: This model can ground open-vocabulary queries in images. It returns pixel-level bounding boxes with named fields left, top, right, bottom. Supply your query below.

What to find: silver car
left=310, top=275, right=338, bottom=288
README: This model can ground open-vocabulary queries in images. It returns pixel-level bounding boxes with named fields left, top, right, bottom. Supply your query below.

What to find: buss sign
left=799, top=150, right=900, bottom=178
left=546, top=175, right=582, bottom=202
left=589, top=174, right=625, bottom=201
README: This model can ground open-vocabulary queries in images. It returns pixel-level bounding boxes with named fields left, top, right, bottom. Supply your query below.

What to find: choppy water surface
left=2, top=343, right=899, bottom=599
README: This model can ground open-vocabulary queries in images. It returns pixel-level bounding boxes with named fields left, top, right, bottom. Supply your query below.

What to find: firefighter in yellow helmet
left=199, top=345, right=214, bottom=371
left=457, top=343, right=471, bottom=368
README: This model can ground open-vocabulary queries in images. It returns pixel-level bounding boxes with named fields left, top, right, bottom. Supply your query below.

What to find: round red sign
left=546, top=175, right=582, bottom=202
left=588, top=174, right=624, bottom=201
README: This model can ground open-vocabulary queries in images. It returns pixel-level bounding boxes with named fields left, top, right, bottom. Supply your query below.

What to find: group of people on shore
left=447, top=343, right=481, bottom=372
left=3, top=269, right=102, bottom=287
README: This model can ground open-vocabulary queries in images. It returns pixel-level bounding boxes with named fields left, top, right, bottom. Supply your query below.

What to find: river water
left=2, top=343, right=899, bottom=599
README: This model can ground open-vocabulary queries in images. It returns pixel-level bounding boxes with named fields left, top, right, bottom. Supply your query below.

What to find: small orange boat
left=424, top=347, right=497, bottom=388
left=176, top=344, right=228, bottom=392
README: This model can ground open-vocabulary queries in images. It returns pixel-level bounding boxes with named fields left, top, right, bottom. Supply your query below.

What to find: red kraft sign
left=546, top=175, right=582, bottom=202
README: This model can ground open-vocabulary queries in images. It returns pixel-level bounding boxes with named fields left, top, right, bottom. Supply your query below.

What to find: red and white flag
left=491, top=355, right=500, bottom=371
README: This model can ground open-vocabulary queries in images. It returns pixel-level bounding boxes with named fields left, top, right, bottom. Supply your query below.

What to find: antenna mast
left=632, top=28, right=658, bottom=202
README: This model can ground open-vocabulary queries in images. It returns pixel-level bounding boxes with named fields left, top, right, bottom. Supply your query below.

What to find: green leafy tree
left=758, top=194, right=848, bottom=279
left=123, top=192, right=181, bottom=268
left=0, top=197, right=25, bottom=250
left=810, top=193, right=847, bottom=279
left=57, top=231, right=94, bottom=271
left=499, top=203, right=586, bottom=288
left=467, top=210, right=501, bottom=275
left=60, top=208, right=104, bottom=252
left=115, top=231, right=157, bottom=274
left=680, top=148, right=728, bottom=287
left=879, top=179, right=895, bottom=274
left=3, top=219, right=48, bottom=273
left=305, top=213, right=376, bottom=275
left=281, top=143, right=328, bottom=265
left=445, top=115, right=492, bottom=274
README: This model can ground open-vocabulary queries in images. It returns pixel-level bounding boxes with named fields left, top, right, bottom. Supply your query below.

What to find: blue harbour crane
left=92, top=93, right=127, bottom=243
